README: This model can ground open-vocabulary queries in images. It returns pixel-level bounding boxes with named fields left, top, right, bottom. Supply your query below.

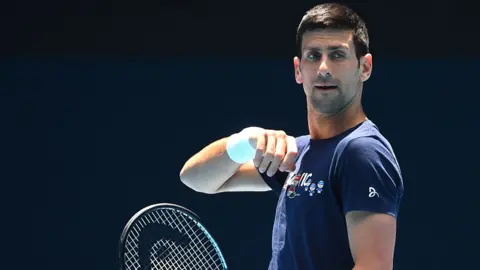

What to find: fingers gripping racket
left=119, top=203, right=229, bottom=270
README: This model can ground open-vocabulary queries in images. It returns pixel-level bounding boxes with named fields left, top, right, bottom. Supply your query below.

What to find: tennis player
left=180, top=3, right=404, bottom=270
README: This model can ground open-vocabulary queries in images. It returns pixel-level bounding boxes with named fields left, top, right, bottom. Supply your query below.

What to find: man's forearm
left=179, top=137, right=242, bottom=193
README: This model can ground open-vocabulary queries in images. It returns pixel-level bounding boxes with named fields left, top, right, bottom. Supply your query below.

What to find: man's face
left=294, top=30, right=372, bottom=116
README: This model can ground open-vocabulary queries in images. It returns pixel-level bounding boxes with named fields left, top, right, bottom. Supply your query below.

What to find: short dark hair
left=296, top=3, right=369, bottom=60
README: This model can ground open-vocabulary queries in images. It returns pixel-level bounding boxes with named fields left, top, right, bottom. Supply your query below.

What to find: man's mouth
left=315, top=85, right=338, bottom=91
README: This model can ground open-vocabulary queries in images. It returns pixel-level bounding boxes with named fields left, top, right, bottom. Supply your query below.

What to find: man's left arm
left=346, top=211, right=397, bottom=270
left=337, top=137, right=404, bottom=270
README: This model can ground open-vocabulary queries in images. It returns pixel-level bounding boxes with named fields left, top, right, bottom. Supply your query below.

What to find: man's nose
left=317, top=58, right=331, bottom=77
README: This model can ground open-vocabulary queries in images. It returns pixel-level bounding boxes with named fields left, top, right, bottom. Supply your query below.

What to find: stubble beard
left=309, top=86, right=358, bottom=118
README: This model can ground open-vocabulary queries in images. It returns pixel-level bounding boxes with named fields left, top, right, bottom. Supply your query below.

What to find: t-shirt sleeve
left=258, top=170, right=289, bottom=195
left=336, top=136, right=404, bottom=217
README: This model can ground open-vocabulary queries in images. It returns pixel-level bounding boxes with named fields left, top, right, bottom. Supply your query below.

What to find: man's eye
left=331, top=52, right=345, bottom=59
left=307, top=52, right=320, bottom=61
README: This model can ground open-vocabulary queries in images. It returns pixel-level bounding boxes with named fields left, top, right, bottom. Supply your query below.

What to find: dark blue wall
left=17, top=58, right=479, bottom=269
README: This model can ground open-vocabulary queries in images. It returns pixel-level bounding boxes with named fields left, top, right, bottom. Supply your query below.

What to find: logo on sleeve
left=368, top=187, right=379, bottom=198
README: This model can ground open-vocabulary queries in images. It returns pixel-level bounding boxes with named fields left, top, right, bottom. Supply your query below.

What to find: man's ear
left=359, top=53, right=373, bottom=82
left=294, top=56, right=303, bottom=84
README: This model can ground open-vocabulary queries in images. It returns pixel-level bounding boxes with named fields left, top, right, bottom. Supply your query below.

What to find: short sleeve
left=258, top=169, right=288, bottom=195
left=337, top=137, right=404, bottom=217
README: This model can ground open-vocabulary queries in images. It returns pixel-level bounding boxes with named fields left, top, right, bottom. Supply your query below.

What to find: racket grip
left=226, top=130, right=256, bottom=164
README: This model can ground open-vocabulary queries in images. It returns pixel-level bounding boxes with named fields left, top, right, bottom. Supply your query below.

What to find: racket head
left=118, top=203, right=228, bottom=270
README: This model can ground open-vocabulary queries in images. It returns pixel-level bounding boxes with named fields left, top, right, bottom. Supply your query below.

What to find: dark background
left=8, top=0, right=479, bottom=269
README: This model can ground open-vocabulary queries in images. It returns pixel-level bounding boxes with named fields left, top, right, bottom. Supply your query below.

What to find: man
left=180, top=3, right=404, bottom=270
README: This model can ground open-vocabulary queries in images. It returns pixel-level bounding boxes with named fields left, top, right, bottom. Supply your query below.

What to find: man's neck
left=307, top=103, right=366, bottom=140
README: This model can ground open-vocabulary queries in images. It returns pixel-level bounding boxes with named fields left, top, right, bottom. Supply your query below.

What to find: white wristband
left=226, top=131, right=256, bottom=164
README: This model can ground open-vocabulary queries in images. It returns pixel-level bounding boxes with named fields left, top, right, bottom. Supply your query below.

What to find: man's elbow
left=179, top=169, right=202, bottom=192
left=179, top=169, right=218, bottom=194
left=181, top=180, right=218, bottom=194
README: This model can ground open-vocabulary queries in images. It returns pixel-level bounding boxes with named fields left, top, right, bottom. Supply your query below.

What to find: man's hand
left=243, top=127, right=298, bottom=177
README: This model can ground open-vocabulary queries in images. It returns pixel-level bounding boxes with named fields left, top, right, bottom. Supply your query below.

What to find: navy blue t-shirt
left=259, top=120, right=404, bottom=270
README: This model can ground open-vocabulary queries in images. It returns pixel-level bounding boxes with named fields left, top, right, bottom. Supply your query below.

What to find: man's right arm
left=179, top=128, right=298, bottom=194
left=179, top=137, right=270, bottom=194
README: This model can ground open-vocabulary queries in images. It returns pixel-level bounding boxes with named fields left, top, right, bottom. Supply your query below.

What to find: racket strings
left=143, top=210, right=222, bottom=270
left=159, top=210, right=222, bottom=268
left=148, top=212, right=222, bottom=270
left=145, top=211, right=202, bottom=269
left=145, top=230, right=215, bottom=270
left=124, top=208, right=224, bottom=270
left=147, top=227, right=222, bottom=270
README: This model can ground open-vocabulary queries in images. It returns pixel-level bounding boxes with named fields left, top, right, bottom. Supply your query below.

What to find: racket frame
left=118, top=203, right=229, bottom=270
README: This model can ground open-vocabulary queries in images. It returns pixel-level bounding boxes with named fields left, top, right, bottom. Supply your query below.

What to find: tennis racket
left=118, top=203, right=229, bottom=270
